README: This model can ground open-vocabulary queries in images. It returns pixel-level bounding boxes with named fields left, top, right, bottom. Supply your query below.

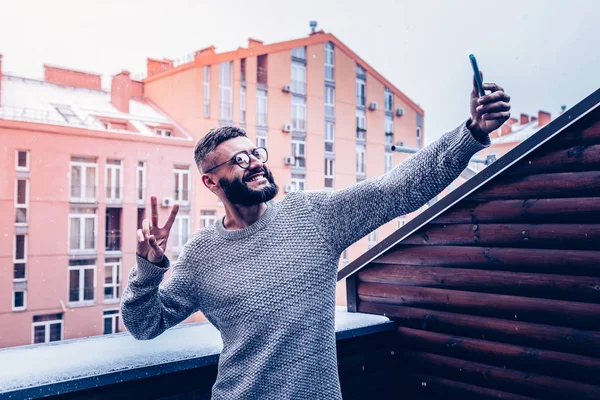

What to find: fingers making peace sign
left=136, top=196, right=179, bottom=264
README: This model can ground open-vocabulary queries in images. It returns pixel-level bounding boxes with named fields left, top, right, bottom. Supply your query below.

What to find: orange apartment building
left=0, top=60, right=196, bottom=348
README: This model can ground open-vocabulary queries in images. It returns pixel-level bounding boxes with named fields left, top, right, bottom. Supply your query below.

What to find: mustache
left=244, top=168, right=269, bottom=181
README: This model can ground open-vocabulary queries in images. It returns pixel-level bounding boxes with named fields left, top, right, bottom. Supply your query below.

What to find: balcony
left=105, top=230, right=121, bottom=252
left=0, top=309, right=399, bottom=399
left=70, top=185, right=97, bottom=204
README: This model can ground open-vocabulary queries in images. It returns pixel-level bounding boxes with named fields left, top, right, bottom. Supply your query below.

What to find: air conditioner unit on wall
left=283, top=156, right=294, bottom=165
left=283, top=123, right=292, bottom=132
left=161, top=197, right=174, bottom=207
left=368, top=102, right=378, bottom=111
left=282, top=84, right=291, bottom=93
left=396, top=108, right=405, bottom=117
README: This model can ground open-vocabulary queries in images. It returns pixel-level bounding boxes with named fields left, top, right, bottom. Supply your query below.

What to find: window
left=155, top=129, right=172, bottom=137
left=13, top=290, right=27, bottom=311
left=257, top=55, right=268, bottom=85
left=368, top=230, right=377, bottom=249
left=385, top=152, right=393, bottom=173
left=69, top=208, right=97, bottom=252
left=325, top=159, right=334, bottom=188
left=398, top=218, right=406, bottom=229
left=356, top=143, right=366, bottom=175
left=416, top=126, right=422, bottom=149
left=103, top=309, right=120, bottom=334
left=385, top=88, right=393, bottom=112
left=257, top=130, right=268, bottom=148
left=291, top=46, right=307, bottom=60
left=172, top=214, right=190, bottom=250
left=356, top=109, right=366, bottom=140
left=136, top=161, right=146, bottom=203
left=219, top=61, right=233, bottom=121
left=257, top=89, right=267, bottom=127
left=68, top=259, right=96, bottom=305
left=356, top=78, right=366, bottom=107
left=173, top=165, right=190, bottom=204
left=14, top=234, right=27, bottom=281
left=32, top=314, right=63, bottom=344
left=342, top=249, right=348, bottom=266
left=356, top=64, right=366, bottom=76
left=325, top=122, right=335, bottom=153
left=325, top=42, right=334, bottom=81
left=15, top=179, right=29, bottom=225
left=240, top=58, right=246, bottom=83
left=203, top=66, right=210, bottom=117
left=292, top=140, right=306, bottom=168
left=105, top=159, right=123, bottom=202
left=240, top=86, right=246, bottom=124
left=70, top=157, right=97, bottom=202
left=291, top=96, right=306, bottom=132
left=385, top=115, right=394, bottom=135
left=291, top=62, right=306, bottom=95
left=200, top=210, right=217, bottom=228
left=56, top=105, right=82, bottom=124
left=325, top=86, right=335, bottom=118
left=16, top=150, right=29, bottom=171
left=290, top=174, right=306, bottom=191
left=104, top=258, right=121, bottom=302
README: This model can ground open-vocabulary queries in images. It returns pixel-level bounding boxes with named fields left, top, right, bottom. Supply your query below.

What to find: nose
left=247, top=153, right=264, bottom=170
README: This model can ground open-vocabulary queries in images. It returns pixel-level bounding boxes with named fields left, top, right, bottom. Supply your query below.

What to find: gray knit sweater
left=121, top=122, right=488, bottom=399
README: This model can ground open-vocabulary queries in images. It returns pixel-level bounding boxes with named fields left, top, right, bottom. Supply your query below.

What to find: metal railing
left=105, top=230, right=121, bottom=251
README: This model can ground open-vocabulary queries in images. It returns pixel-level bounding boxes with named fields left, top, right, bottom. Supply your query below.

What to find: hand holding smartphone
left=469, top=54, right=485, bottom=97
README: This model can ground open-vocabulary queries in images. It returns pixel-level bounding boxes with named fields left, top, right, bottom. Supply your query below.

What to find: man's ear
left=202, top=174, right=219, bottom=192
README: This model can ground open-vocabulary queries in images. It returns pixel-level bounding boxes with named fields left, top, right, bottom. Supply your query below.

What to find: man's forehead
left=217, top=136, right=255, bottom=158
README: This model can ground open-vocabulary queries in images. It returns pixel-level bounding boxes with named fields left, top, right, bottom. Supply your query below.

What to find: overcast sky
left=1, top=0, right=598, bottom=144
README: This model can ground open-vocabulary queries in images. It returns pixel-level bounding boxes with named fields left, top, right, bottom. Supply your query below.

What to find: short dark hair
left=194, top=126, right=248, bottom=173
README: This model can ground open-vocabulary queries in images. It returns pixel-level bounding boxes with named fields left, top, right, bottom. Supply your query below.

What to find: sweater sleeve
left=120, top=246, right=200, bottom=340
left=302, top=121, right=490, bottom=254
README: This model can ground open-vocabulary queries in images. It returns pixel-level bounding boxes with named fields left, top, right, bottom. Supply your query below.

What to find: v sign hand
left=136, top=196, right=179, bottom=265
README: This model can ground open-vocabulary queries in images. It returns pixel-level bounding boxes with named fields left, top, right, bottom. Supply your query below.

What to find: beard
left=219, top=167, right=279, bottom=206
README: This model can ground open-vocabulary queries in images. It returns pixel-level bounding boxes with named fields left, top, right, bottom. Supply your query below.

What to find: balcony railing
left=105, top=230, right=121, bottom=251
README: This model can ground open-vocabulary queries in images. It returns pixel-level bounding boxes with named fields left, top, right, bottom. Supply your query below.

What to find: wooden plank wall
left=356, top=110, right=600, bottom=399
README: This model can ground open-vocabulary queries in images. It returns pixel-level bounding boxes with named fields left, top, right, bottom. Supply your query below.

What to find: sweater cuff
left=449, top=120, right=491, bottom=159
left=135, top=254, right=171, bottom=283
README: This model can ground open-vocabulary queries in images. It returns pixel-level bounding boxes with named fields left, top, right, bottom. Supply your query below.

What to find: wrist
left=466, top=118, right=488, bottom=143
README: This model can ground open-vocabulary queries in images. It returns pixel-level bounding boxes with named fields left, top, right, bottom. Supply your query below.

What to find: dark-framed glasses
left=205, top=147, right=268, bottom=173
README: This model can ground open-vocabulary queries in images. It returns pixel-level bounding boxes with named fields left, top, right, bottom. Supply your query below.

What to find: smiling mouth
left=245, top=172, right=266, bottom=183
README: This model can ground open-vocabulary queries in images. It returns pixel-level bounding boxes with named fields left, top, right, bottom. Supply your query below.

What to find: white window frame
left=68, top=212, right=97, bottom=253
left=325, top=159, right=334, bottom=189
left=105, top=160, right=123, bottom=202
left=32, top=318, right=63, bottom=344
left=385, top=88, right=393, bottom=112
left=356, top=78, right=366, bottom=107
left=103, top=259, right=122, bottom=303
left=325, top=122, right=335, bottom=153
left=70, top=159, right=97, bottom=203
left=173, top=166, right=191, bottom=205
left=13, top=234, right=27, bottom=282
left=136, top=161, right=146, bottom=203
left=68, top=261, right=97, bottom=306
left=291, top=46, right=307, bottom=59
left=15, top=178, right=29, bottom=226
left=290, top=177, right=306, bottom=192
left=385, top=115, right=394, bottom=135
left=291, top=96, right=306, bottom=132
left=200, top=210, right=217, bottom=229
left=356, top=109, right=366, bottom=140
left=398, top=218, right=406, bottom=229
left=203, top=66, right=211, bottom=117
left=257, top=131, right=268, bottom=148
left=240, top=86, right=246, bottom=123
left=325, top=86, right=335, bottom=118
left=15, top=150, right=30, bottom=171
left=155, top=128, right=172, bottom=137
left=12, top=290, right=27, bottom=311
left=219, top=61, right=233, bottom=121
left=385, top=152, right=393, bottom=173
left=291, top=62, right=306, bottom=95
left=356, top=144, right=366, bottom=175
left=172, top=214, right=190, bottom=250
left=417, top=126, right=422, bottom=149
left=257, top=89, right=267, bottom=127
left=292, top=139, right=306, bottom=168
left=368, top=230, right=377, bottom=248
left=103, top=309, right=121, bottom=335
left=325, top=42, right=334, bottom=81
left=342, top=249, right=348, bottom=266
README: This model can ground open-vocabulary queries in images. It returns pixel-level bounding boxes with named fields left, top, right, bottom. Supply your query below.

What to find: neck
left=222, top=201, right=268, bottom=230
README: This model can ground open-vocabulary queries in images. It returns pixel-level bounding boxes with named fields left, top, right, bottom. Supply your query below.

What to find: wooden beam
left=504, top=144, right=600, bottom=176
left=357, top=303, right=600, bottom=357
left=401, top=223, right=600, bottom=250
left=358, top=264, right=600, bottom=303
left=375, top=246, right=600, bottom=276
left=357, top=283, right=600, bottom=330
left=396, top=326, right=600, bottom=385
left=400, top=351, right=600, bottom=399
left=433, top=198, right=600, bottom=224
left=550, top=119, right=600, bottom=149
left=346, top=273, right=358, bottom=313
left=467, top=171, right=600, bottom=201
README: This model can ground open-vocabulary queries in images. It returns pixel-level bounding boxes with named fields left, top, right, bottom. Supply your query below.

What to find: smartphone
left=469, top=54, right=485, bottom=97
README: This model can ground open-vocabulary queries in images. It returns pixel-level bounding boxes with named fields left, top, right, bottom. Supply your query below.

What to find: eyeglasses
left=204, top=147, right=269, bottom=174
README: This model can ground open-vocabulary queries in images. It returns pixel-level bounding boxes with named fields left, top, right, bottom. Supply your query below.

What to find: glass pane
left=14, top=291, right=24, bottom=307
left=86, top=166, right=96, bottom=198
left=103, top=317, right=112, bottom=334
left=182, top=173, right=189, bottom=201
left=15, top=235, right=25, bottom=260
left=104, top=265, right=113, bottom=284
left=17, top=180, right=27, bottom=204
left=84, top=269, right=94, bottom=300
left=137, top=170, right=144, bottom=200
left=18, top=151, right=28, bottom=167
left=70, top=218, right=81, bottom=250
left=71, top=165, right=81, bottom=198
left=115, top=169, right=121, bottom=199
left=34, top=325, right=46, bottom=344
left=106, top=168, right=112, bottom=198
left=85, top=218, right=95, bottom=249
left=69, top=269, right=80, bottom=302
left=182, top=218, right=189, bottom=244
left=115, top=316, right=120, bottom=333
left=173, top=172, right=179, bottom=200
left=16, top=207, right=27, bottom=223
left=104, top=287, right=114, bottom=299
left=49, top=323, right=61, bottom=342
left=14, top=263, right=26, bottom=279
